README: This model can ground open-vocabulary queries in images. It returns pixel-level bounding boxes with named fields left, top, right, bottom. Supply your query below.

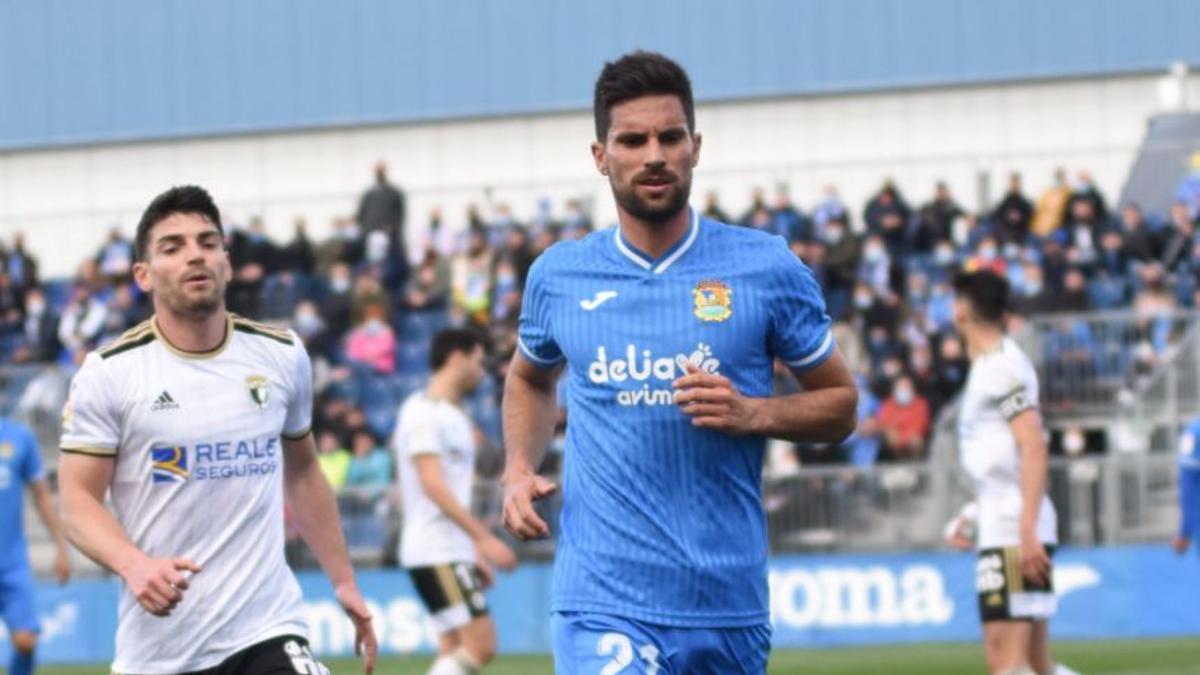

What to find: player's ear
left=222, top=250, right=233, bottom=282
left=132, top=259, right=153, bottom=293
left=691, top=131, right=702, bottom=168
left=591, top=141, right=608, bottom=176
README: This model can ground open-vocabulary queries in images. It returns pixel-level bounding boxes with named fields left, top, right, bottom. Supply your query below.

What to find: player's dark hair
left=953, top=270, right=1010, bottom=326
left=135, top=185, right=224, bottom=261
left=430, top=328, right=485, bottom=372
left=593, top=51, right=695, bottom=141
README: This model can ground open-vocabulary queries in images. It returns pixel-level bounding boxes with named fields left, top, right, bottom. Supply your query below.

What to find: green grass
left=37, top=639, right=1200, bottom=674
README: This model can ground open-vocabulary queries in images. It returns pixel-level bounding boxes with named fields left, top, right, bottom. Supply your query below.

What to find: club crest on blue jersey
left=151, top=445, right=189, bottom=483
left=246, top=375, right=269, bottom=409
left=693, top=279, right=732, bottom=322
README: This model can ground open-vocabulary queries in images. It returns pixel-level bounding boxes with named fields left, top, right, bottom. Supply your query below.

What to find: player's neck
left=616, top=206, right=691, bottom=259
left=967, top=327, right=1004, bottom=360
left=425, top=372, right=462, bottom=405
left=153, top=306, right=229, bottom=354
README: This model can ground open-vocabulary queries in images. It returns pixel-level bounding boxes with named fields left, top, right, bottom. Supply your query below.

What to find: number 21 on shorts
left=598, top=632, right=661, bottom=675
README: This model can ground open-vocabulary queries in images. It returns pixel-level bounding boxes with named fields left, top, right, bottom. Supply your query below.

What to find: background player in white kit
left=56, top=186, right=377, bottom=674
left=392, top=328, right=517, bottom=675
left=949, top=270, right=1077, bottom=675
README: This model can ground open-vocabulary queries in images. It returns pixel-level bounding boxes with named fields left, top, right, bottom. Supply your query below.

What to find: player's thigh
left=551, top=611, right=670, bottom=675
left=0, top=568, right=40, bottom=637
left=225, top=635, right=330, bottom=675
left=673, top=624, right=772, bottom=675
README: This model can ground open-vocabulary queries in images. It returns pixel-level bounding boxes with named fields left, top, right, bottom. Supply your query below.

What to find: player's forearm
left=285, top=458, right=356, bottom=589
left=501, top=372, right=557, bottom=478
left=60, top=487, right=145, bottom=576
left=1015, top=426, right=1048, bottom=536
left=422, top=479, right=490, bottom=541
left=749, top=385, right=857, bottom=444
left=33, top=484, right=69, bottom=552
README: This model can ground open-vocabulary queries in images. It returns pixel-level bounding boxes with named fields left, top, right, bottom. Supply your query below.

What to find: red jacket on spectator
left=878, top=392, right=931, bottom=455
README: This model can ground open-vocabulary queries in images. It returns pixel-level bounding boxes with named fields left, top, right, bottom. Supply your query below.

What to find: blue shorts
left=0, top=565, right=39, bottom=634
left=552, top=611, right=771, bottom=675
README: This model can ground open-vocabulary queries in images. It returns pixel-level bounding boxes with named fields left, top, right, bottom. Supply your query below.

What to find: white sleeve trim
left=517, top=336, right=564, bottom=367
left=786, top=331, right=834, bottom=368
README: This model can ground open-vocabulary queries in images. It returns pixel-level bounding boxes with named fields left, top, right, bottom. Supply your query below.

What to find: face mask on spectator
left=364, top=318, right=385, bottom=335
left=295, top=310, right=321, bottom=335
left=26, top=299, right=44, bottom=315
left=864, top=245, right=884, bottom=263
left=366, top=231, right=389, bottom=263
left=330, top=277, right=351, bottom=293
left=934, top=246, right=955, bottom=265
left=911, top=354, right=930, bottom=371
left=1024, top=280, right=1043, bottom=296
left=1003, top=243, right=1020, bottom=259
left=978, top=244, right=997, bottom=262
left=854, top=292, right=873, bottom=309
left=825, top=226, right=844, bottom=244
left=894, top=386, right=914, bottom=405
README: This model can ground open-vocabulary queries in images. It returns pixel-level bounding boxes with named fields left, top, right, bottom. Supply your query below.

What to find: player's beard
left=160, top=273, right=225, bottom=319
left=611, top=171, right=692, bottom=226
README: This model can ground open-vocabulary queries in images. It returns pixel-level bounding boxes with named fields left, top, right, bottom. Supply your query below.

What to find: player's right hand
left=476, top=533, right=518, bottom=573
left=501, top=472, right=557, bottom=540
left=1172, top=535, right=1191, bottom=555
left=123, top=556, right=201, bottom=617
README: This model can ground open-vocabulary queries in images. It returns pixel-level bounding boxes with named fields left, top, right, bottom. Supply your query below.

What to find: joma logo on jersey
left=151, top=445, right=189, bottom=483
left=589, top=343, right=721, bottom=406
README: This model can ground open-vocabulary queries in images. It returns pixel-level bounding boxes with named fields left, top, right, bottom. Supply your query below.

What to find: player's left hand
left=673, top=363, right=760, bottom=434
left=1019, top=533, right=1051, bottom=586
left=54, top=545, right=71, bottom=585
left=335, top=584, right=377, bottom=674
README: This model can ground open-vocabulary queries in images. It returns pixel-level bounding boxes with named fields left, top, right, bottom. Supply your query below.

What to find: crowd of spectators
left=3, top=163, right=1200, bottom=478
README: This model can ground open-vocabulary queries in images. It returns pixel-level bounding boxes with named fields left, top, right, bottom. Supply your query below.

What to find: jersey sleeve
left=60, top=352, right=121, bottom=456
left=516, top=255, right=564, bottom=368
left=989, top=355, right=1039, bottom=421
left=282, top=335, right=314, bottom=440
left=20, top=425, right=44, bottom=483
left=766, top=242, right=835, bottom=371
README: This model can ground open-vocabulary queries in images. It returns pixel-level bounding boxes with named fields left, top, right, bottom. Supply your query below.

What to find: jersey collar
left=613, top=208, right=700, bottom=275
left=152, top=313, right=234, bottom=360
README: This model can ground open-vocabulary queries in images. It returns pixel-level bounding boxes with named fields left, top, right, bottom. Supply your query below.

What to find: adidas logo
left=151, top=391, right=180, bottom=412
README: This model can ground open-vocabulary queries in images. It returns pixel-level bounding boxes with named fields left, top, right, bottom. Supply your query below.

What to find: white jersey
left=957, top=337, right=1057, bottom=549
left=392, top=391, right=477, bottom=568
left=60, top=315, right=313, bottom=674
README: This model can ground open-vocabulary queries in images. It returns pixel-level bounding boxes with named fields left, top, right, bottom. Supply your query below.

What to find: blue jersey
left=1179, top=417, right=1200, bottom=540
left=0, top=419, right=42, bottom=571
left=518, top=211, right=833, bottom=627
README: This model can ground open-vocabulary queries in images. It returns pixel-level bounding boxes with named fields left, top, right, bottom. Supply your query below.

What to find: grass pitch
left=38, top=638, right=1200, bottom=674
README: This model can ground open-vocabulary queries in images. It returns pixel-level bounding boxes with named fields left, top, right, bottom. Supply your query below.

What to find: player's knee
left=10, top=631, right=38, bottom=653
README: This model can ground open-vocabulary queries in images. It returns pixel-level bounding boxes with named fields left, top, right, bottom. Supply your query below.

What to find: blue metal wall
left=2, top=0, right=1199, bottom=150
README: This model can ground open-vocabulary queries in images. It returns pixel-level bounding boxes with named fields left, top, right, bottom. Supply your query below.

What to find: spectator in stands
left=822, top=216, right=859, bottom=319
left=97, top=283, right=144, bottom=345
left=1160, top=202, right=1197, bottom=272
left=315, top=217, right=363, bottom=276
left=1, top=234, right=36, bottom=293
left=1050, top=267, right=1091, bottom=313
left=811, top=184, right=848, bottom=239
left=1070, top=169, right=1108, bottom=224
left=345, top=429, right=393, bottom=496
left=992, top=172, right=1034, bottom=244
left=864, top=180, right=911, bottom=256
left=843, top=373, right=883, bottom=467
left=915, top=182, right=964, bottom=253
left=57, top=285, right=106, bottom=364
left=316, top=430, right=351, bottom=490
left=1133, top=264, right=1175, bottom=315
left=965, top=235, right=1007, bottom=276
left=278, top=217, right=316, bottom=275
left=1060, top=195, right=1105, bottom=266
left=350, top=274, right=390, bottom=325
left=1096, top=228, right=1130, bottom=278
left=226, top=218, right=276, bottom=318
left=451, top=225, right=494, bottom=326
left=96, top=227, right=135, bottom=284
left=293, top=300, right=337, bottom=362
left=0, top=271, right=23, bottom=336
left=738, top=187, right=768, bottom=226
left=1032, top=167, right=1071, bottom=238
left=345, top=301, right=396, bottom=375
left=403, top=241, right=452, bottom=311
left=878, top=374, right=931, bottom=461
left=934, top=334, right=968, bottom=403
left=770, top=184, right=806, bottom=241
left=908, top=342, right=945, bottom=415
left=1120, top=203, right=1159, bottom=263
left=703, top=190, right=731, bottom=223
left=319, top=262, right=355, bottom=334
left=1013, top=262, right=1055, bottom=315
left=13, top=285, right=59, bottom=363
left=562, top=198, right=593, bottom=239
left=356, top=161, right=406, bottom=251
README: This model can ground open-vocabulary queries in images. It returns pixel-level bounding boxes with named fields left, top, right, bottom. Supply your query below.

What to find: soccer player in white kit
left=950, top=270, right=1076, bottom=675
left=392, top=328, right=517, bottom=675
left=57, top=186, right=377, bottom=675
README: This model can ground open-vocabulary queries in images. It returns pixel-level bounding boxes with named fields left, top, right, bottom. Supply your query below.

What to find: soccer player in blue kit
left=500, top=52, right=858, bottom=674
left=0, top=416, right=70, bottom=675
